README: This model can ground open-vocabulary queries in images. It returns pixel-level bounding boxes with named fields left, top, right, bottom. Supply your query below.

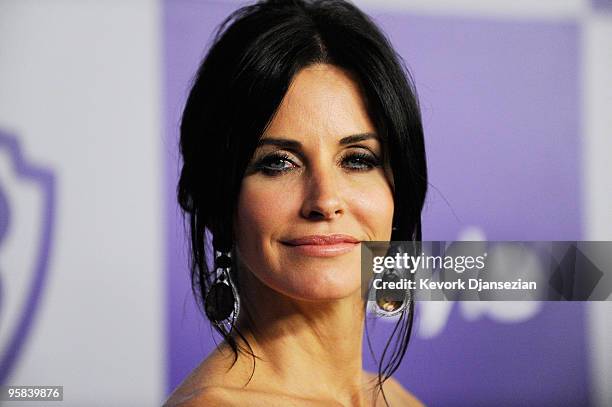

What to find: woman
left=166, top=0, right=427, bottom=405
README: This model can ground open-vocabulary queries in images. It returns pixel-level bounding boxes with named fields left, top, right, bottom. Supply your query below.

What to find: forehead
left=263, top=64, right=376, bottom=142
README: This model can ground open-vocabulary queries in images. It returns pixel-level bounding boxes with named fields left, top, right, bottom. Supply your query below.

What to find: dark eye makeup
left=252, top=148, right=381, bottom=176
left=255, top=151, right=297, bottom=175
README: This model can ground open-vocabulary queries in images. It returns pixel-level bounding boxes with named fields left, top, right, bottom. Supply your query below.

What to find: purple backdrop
left=164, top=1, right=587, bottom=405
left=592, top=0, right=612, bottom=12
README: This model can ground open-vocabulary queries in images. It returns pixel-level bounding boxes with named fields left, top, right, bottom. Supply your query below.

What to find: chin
left=275, top=261, right=362, bottom=301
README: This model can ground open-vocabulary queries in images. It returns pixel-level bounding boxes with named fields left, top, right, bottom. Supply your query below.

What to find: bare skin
left=165, top=64, right=422, bottom=407
left=164, top=342, right=422, bottom=407
left=164, top=336, right=423, bottom=407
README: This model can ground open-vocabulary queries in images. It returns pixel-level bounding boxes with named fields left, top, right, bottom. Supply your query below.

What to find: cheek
left=237, top=180, right=275, bottom=241
left=348, top=177, right=394, bottom=240
left=235, top=177, right=295, bottom=256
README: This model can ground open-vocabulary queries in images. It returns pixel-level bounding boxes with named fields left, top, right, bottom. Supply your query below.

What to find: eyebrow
left=257, top=132, right=378, bottom=148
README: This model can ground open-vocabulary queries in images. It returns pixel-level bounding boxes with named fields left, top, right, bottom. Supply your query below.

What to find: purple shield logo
left=0, top=131, right=55, bottom=384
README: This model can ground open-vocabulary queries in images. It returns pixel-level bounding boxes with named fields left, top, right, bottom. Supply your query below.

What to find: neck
left=233, top=267, right=368, bottom=403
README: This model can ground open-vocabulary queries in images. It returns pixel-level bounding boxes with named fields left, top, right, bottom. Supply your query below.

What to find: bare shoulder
left=163, top=349, right=329, bottom=407
left=164, top=386, right=233, bottom=407
left=383, top=376, right=424, bottom=407
left=364, top=372, right=424, bottom=407
left=164, top=384, right=335, bottom=407
left=163, top=347, right=248, bottom=407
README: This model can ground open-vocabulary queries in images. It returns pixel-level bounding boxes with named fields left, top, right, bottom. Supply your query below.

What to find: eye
left=341, top=151, right=381, bottom=171
left=254, top=152, right=298, bottom=175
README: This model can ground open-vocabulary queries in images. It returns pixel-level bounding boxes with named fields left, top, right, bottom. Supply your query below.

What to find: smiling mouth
left=281, top=234, right=360, bottom=257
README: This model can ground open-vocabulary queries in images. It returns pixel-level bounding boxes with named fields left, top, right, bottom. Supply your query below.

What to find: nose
left=300, top=165, right=345, bottom=221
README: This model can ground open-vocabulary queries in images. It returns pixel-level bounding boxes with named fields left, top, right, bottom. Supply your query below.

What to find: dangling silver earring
left=374, top=271, right=411, bottom=317
left=205, top=250, right=240, bottom=332
left=373, top=242, right=411, bottom=317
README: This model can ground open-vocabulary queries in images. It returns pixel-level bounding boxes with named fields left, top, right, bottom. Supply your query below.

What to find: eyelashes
left=338, top=151, right=383, bottom=172
left=253, top=150, right=382, bottom=176
left=254, top=151, right=295, bottom=175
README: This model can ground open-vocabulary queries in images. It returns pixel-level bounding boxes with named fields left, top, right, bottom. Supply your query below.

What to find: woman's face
left=235, top=64, right=394, bottom=301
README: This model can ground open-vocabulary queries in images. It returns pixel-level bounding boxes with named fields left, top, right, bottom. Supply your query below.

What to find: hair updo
left=177, top=0, right=427, bottom=399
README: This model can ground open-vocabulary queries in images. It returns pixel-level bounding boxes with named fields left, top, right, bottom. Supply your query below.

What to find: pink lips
left=282, top=234, right=360, bottom=257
